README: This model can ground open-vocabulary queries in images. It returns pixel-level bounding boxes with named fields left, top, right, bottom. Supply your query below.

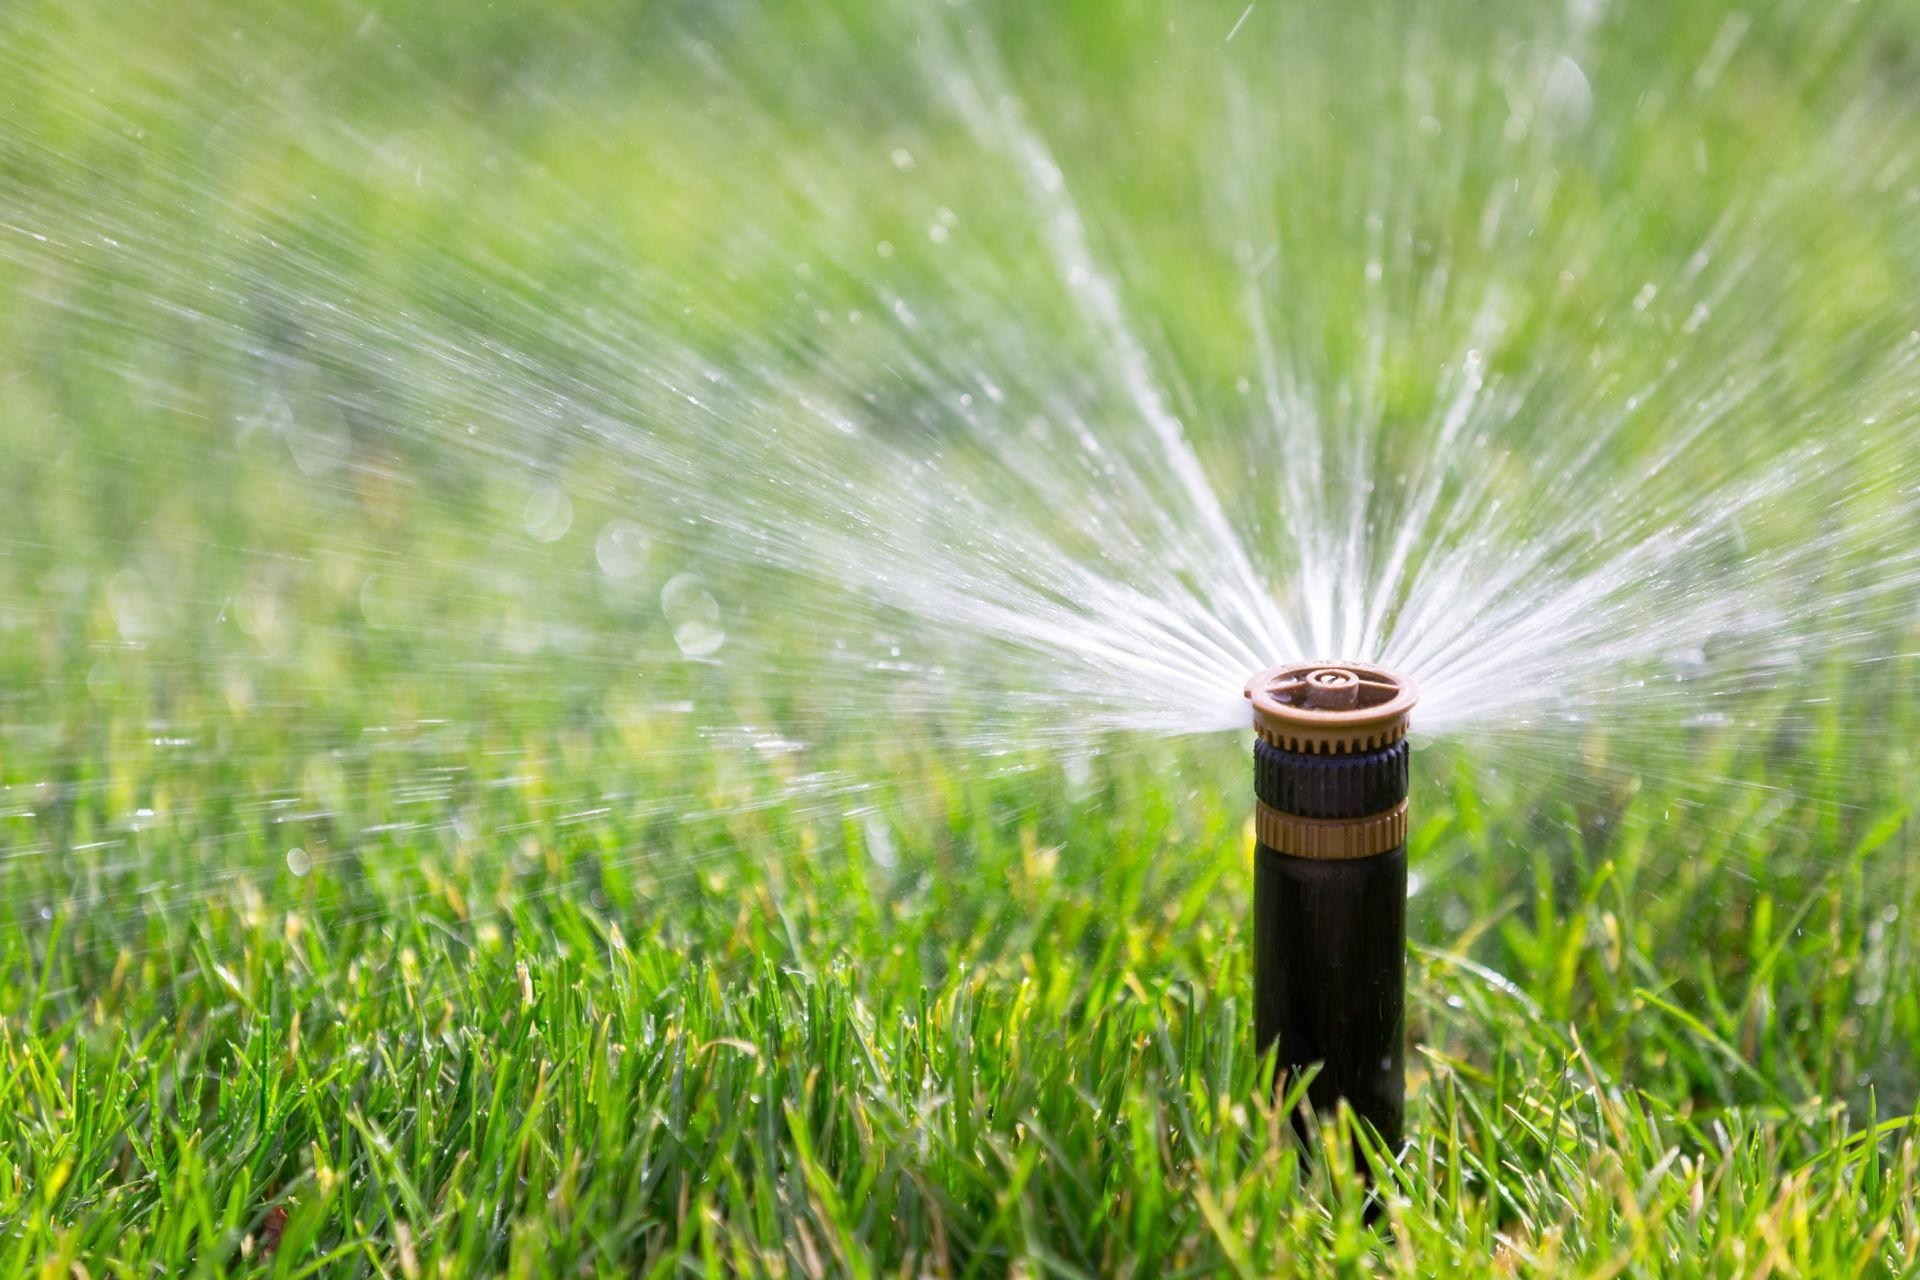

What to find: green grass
left=6, top=726, right=1920, bottom=1276
left=5, top=0, right=1920, bottom=1275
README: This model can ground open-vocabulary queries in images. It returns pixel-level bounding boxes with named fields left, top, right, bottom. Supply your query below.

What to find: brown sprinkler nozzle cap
left=1243, top=661, right=1419, bottom=756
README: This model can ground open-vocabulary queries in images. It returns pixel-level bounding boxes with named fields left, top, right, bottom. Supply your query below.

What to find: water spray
left=1245, top=661, right=1417, bottom=1151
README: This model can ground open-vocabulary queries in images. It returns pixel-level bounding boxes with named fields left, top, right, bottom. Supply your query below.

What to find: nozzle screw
left=1304, top=667, right=1361, bottom=710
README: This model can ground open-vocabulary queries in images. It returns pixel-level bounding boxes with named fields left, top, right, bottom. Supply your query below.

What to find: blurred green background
left=4, top=0, right=1920, bottom=1274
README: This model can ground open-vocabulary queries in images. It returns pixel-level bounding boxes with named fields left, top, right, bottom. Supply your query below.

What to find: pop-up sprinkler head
left=1246, top=660, right=1417, bottom=750
left=1245, top=661, right=1418, bottom=1154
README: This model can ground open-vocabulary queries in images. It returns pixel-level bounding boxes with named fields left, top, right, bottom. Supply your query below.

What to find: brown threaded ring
left=1255, top=799, right=1410, bottom=860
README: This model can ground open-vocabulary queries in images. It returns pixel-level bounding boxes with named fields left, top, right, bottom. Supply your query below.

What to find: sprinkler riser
left=1244, top=663, right=1416, bottom=1154
left=1255, top=842, right=1406, bottom=1147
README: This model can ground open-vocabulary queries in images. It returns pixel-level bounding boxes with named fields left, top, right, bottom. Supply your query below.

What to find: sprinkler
left=1245, top=661, right=1417, bottom=1152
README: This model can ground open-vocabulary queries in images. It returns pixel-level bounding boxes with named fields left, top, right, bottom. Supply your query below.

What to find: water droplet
left=595, top=519, right=652, bottom=579
left=286, top=847, right=312, bottom=877
left=662, top=574, right=725, bottom=656
left=523, top=484, right=573, bottom=542
left=863, top=813, right=897, bottom=868
left=1503, top=44, right=1592, bottom=131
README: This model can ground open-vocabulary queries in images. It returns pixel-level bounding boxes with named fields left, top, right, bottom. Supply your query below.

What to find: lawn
left=4, top=0, right=1920, bottom=1275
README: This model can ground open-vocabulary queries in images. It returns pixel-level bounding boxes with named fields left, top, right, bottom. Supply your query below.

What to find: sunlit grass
left=4, top=0, right=1920, bottom=1274
left=3, top=698, right=1918, bottom=1274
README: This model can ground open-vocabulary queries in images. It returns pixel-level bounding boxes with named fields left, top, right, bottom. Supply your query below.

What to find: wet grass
left=5, top=0, right=1920, bottom=1274
left=3, top=653, right=1918, bottom=1275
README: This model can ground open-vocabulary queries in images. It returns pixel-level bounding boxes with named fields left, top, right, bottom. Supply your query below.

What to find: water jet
left=1246, top=661, right=1417, bottom=1150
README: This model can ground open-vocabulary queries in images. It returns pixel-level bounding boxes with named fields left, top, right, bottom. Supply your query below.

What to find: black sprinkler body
left=1245, top=662, right=1417, bottom=1153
